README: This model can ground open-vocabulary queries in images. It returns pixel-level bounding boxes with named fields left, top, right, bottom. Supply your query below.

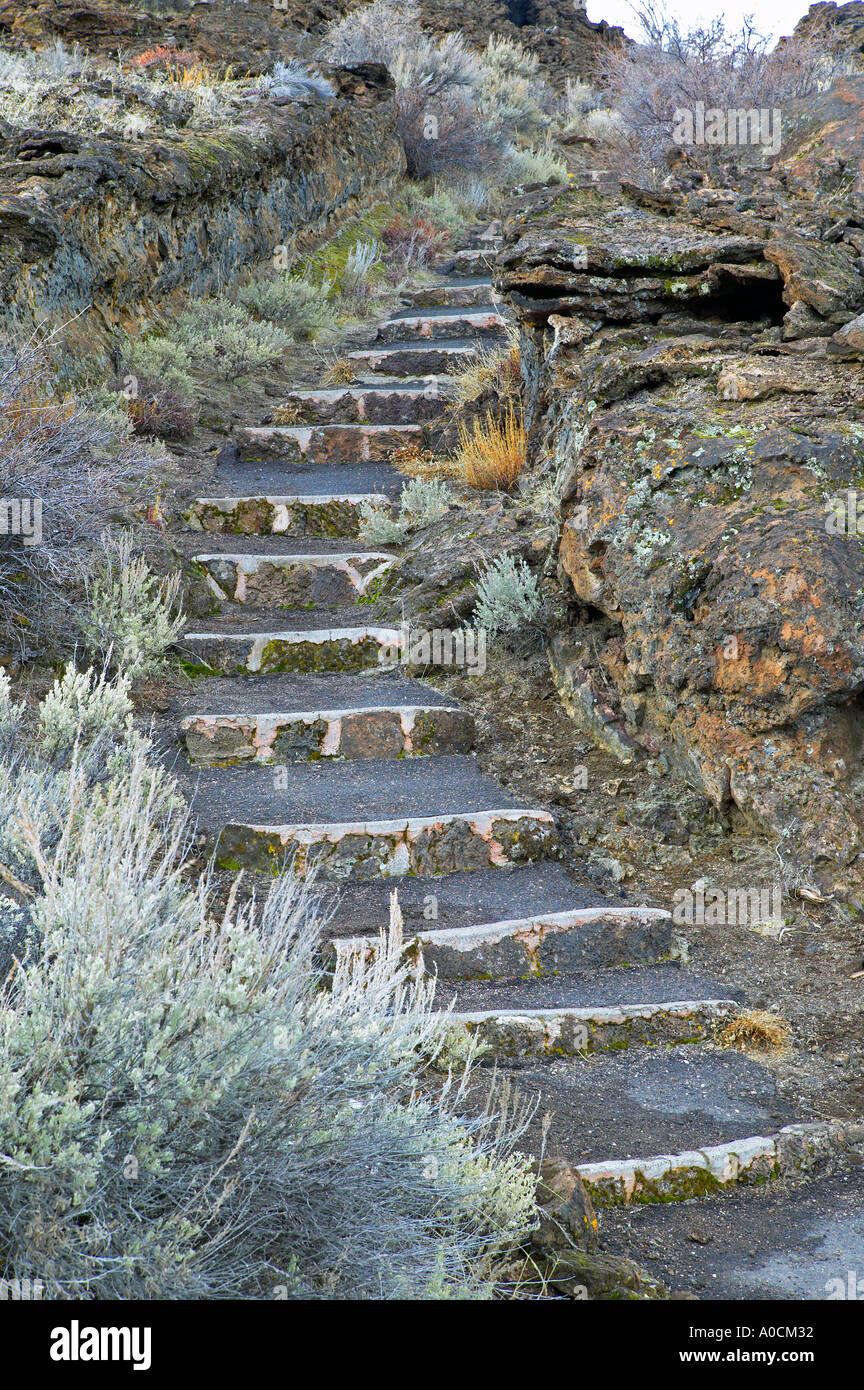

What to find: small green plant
left=82, top=530, right=185, bottom=680
left=37, top=664, right=132, bottom=759
left=474, top=553, right=542, bottom=636
left=359, top=478, right=452, bottom=544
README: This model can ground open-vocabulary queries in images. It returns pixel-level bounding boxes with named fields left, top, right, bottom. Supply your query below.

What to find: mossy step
left=376, top=309, right=507, bottom=343
left=277, top=383, right=449, bottom=424
left=433, top=247, right=498, bottom=274
left=181, top=702, right=474, bottom=765
left=179, top=623, right=402, bottom=676
left=236, top=422, right=422, bottom=464
left=186, top=493, right=390, bottom=538
left=175, top=753, right=558, bottom=879
left=193, top=550, right=394, bottom=607
left=578, top=1121, right=864, bottom=1207
left=332, top=905, right=673, bottom=978
left=400, top=279, right=496, bottom=309
left=434, top=999, right=738, bottom=1060
left=347, top=341, right=482, bottom=377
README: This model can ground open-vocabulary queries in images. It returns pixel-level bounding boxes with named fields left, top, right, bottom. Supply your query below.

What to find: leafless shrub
left=594, top=0, right=849, bottom=185
left=0, top=332, right=164, bottom=659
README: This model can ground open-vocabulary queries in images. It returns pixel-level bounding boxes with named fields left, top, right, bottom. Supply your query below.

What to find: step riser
left=332, top=907, right=673, bottom=977
left=237, top=424, right=422, bottom=464
left=437, top=1001, right=737, bottom=1062
left=180, top=628, right=403, bottom=677
left=433, top=250, right=497, bottom=274
left=578, top=1121, right=864, bottom=1208
left=215, top=810, right=558, bottom=879
left=348, top=346, right=481, bottom=377
left=278, top=388, right=445, bottom=425
left=194, top=554, right=393, bottom=607
left=401, top=284, right=497, bottom=309
left=186, top=496, right=389, bottom=538
left=182, top=706, right=474, bottom=765
left=376, top=313, right=506, bottom=343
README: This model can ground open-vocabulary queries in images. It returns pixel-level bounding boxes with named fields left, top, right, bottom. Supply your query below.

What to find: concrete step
left=236, top=422, right=422, bottom=464
left=186, top=492, right=391, bottom=538
left=180, top=615, right=403, bottom=676
left=434, top=998, right=738, bottom=1060
left=175, top=754, right=557, bottom=878
left=400, top=278, right=497, bottom=309
left=276, top=382, right=450, bottom=425
left=600, top=1166, right=864, bottom=1297
left=347, top=341, right=482, bottom=377
left=433, top=248, right=498, bottom=275
left=174, top=672, right=474, bottom=764
left=459, top=1045, right=802, bottom=1186
left=203, top=461, right=405, bottom=503
left=193, top=549, right=394, bottom=607
left=332, top=904, right=673, bottom=978
left=325, top=862, right=611, bottom=937
left=376, top=309, right=507, bottom=343
left=578, top=1120, right=862, bottom=1208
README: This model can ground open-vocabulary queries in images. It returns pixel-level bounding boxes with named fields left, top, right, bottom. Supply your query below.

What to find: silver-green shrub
left=0, top=676, right=537, bottom=1298
left=474, top=553, right=542, bottom=636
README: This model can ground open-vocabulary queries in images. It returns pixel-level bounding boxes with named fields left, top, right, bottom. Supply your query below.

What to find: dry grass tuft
left=714, top=1010, right=791, bottom=1056
left=321, top=357, right=356, bottom=385
left=455, top=401, right=526, bottom=492
left=390, top=439, right=459, bottom=481
left=272, top=401, right=304, bottom=425
left=449, top=337, right=521, bottom=411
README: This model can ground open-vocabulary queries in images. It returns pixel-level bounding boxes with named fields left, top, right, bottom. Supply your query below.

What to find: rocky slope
left=496, top=76, right=864, bottom=873
left=0, top=69, right=402, bottom=353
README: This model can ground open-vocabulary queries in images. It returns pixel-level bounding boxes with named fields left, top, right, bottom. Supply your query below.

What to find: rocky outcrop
left=497, top=77, right=864, bottom=870
left=0, top=86, right=403, bottom=352
left=788, top=1, right=864, bottom=72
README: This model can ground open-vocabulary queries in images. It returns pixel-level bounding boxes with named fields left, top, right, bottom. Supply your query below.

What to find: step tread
left=432, top=963, right=745, bottom=1014
left=182, top=605, right=393, bottom=636
left=203, top=462, right=405, bottom=498
left=326, top=863, right=617, bottom=937
left=383, top=305, right=504, bottom=322
left=172, top=671, right=462, bottom=717
left=599, top=1167, right=864, bottom=1298
left=174, top=753, right=548, bottom=831
left=477, top=1048, right=799, bottom=1166
left=181, top=533, right=397, bottom=558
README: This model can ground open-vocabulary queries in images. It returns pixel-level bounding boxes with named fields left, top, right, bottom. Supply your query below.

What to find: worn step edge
left=215, top=807, right=558, bottom=877
left=180, top=627, right=403, bottom=675
left=187, top=494, right=391, bottom=536
left=180, top=703, right=473, bottom=764
left=331, top=905, right=673, bottom=977
left=376, top=311, right=507, bottom=341
left=576, top=1121, right=864, bottom=1207
left=193, top=551, right=394, bottom=604
left=433, top=999, right=739, bottom=1059
left=237, top=422, right=421, bottom=461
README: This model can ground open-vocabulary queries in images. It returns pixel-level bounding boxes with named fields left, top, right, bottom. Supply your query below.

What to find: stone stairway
left=170, top=225, right=860, bottom=1282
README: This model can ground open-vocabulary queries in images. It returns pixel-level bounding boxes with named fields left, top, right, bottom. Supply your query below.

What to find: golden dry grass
left=321, top=357, right=356, bottom=385
left=272, top=402, right=304, bottom=425
left=714, top=1010, right=791, bottom=1056
left=389, top=439, right=459, bottom=481
left=454, top=401, right=526, bottom=492
left=448, top=338, right=521, bottom=411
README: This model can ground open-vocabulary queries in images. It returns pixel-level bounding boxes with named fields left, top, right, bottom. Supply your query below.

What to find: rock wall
left=496, top=77, right=864, bottom=869
left=0, top=85, right=404, bottom=354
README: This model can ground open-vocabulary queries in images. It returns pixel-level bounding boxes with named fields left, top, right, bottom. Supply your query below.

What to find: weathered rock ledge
left=0, top=84, right=403, bottom=355
left=497, top=77, right=864, bottom=869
